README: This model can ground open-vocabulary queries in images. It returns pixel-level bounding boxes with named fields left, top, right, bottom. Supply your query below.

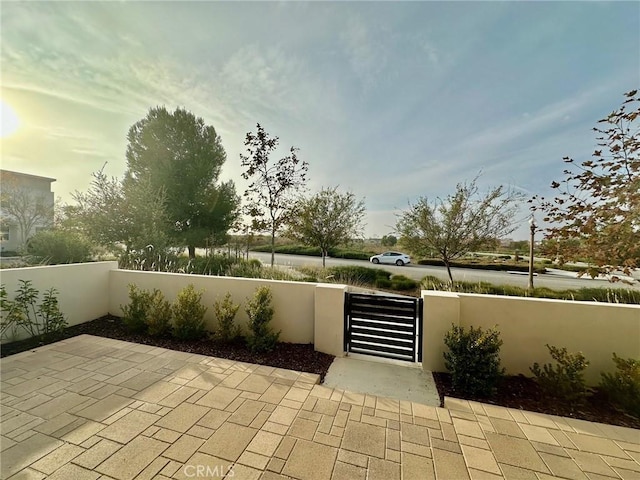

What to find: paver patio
left=1, top=335, right=638, bottom=479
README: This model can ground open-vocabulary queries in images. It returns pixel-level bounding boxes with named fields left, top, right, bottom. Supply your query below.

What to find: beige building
left=0, top=169, right=56, bottom=252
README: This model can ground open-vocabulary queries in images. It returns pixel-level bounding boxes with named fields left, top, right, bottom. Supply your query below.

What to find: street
left=248, top=252, right=638, bottom=291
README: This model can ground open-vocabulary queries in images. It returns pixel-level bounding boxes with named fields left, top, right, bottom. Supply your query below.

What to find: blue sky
left=1, top=1, right=638, bottom=239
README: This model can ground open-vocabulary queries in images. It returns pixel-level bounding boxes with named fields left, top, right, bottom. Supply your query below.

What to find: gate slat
left=350, top=311, right=416, bottom=324
left=350, top=320, right=414, bottom=333
left=351, top=333, right=413, bottom=348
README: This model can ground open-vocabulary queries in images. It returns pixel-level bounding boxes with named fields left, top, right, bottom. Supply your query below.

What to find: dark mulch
left=0, top=315, right=336, bottom=381
left=433, top=371, right=640, bottom=429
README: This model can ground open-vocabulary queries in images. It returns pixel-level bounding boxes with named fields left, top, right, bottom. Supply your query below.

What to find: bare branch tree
left=0, top=174, right=53, bottom=248
left=240, top=124, right=309, bottom=267
left=396, top=177, right=523, bottom=283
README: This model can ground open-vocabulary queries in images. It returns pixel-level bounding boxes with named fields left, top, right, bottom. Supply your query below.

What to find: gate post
left=314, top=284, right=348, bottom=357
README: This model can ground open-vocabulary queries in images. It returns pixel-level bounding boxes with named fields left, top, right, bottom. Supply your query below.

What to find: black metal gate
left=344, top=293, right=423, bottom=362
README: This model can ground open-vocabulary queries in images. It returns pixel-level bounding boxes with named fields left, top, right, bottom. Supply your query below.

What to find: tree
left=287, top=187, right=366, bottom=267
left=0, top=173, right=53, bottom=249
left=396, top=178, right=522, bottom=283
left=381, top=234, right=397, bottom=247
left=71, top=168, right=169, bottom=254
left=125, top=106, right=239, bottom=258
left=240, top=124, right=309, bottom=267
left=532, top=90, right=639, bottom=277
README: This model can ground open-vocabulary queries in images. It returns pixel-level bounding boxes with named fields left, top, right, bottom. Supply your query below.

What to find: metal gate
left=344, top=293, right=423, bottom=362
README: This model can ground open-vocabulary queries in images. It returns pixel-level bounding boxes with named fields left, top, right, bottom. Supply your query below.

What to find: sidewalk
left=1, top=335, right=638, bottom=479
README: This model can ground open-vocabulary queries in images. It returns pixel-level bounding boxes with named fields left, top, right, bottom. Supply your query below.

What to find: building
left=0, top=169, right=56, bottom=252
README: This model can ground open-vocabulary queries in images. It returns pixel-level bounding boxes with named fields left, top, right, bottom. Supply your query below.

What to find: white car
left=369, top=251, right=411, bottom=266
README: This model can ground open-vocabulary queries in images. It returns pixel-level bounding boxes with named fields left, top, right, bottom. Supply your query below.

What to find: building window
left=0, top=231, right=9, bottom=241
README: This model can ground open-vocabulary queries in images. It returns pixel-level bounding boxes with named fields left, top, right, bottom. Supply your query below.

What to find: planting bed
left=433, top=371, right=640, bottom=429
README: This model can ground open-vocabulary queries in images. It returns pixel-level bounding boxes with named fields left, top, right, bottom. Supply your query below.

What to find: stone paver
left=1, top=335, right=639, bottom=480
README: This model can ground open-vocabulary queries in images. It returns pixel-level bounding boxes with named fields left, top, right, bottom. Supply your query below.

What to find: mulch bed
left=0, top=315, right=335, bottom=381
left=3, top=317, right=638, bottom=428
left=433, top=371, right=640, bottom=429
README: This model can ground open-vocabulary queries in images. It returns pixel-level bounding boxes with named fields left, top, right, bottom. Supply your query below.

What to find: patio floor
left=0, top=335, right=638, bottom=480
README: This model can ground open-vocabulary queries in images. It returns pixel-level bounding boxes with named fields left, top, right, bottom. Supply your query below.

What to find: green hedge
left=417, top=258, right=547, bottom=274
left=251, top=244, right=374, bottom=261
left=421, top=276, right=640, bottom=304
left=326, top=266, right=390, bottom=285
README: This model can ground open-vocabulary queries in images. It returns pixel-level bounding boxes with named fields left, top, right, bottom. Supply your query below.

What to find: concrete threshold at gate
left=322, top=354, right=441, bottom=406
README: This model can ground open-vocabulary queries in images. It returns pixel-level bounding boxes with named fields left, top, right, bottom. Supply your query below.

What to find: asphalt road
left=248, top=251, right=637, bottom=291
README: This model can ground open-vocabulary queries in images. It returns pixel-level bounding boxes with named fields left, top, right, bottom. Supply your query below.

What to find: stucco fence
left=1, top=262, right=639, bottom=385
left=421, top=291, right=640, bottom=385
left=0, top=262, right=346, bottom=357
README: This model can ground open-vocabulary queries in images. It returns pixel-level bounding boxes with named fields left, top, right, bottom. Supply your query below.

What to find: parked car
left=369, top=251, right=411, bottom=266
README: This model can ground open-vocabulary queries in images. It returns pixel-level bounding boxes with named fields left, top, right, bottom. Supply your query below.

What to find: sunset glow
left=0, top=100, right=19, bottom=138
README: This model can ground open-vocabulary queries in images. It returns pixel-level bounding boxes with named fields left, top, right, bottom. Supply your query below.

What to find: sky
left=1, top=1, right=638, bottom=239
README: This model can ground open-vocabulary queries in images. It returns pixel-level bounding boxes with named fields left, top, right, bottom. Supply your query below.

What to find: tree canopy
left=286, top=187, right=366, bottom=267
left=125, top=106, right=239, bottom=257
left=396, top=178, right=522, bottom=283
left=240, top=123, right=309, bottom=267
left=0, top=172, right=53, bottom=248
left=71, top=168, right=168, bottom=254
left=532, top=90, right=639, bottom=277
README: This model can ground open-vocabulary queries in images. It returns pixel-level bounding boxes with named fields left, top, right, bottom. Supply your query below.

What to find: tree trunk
left=270, top=230, right=275, bottom=267
left=444, top=259, right=454, bottom=286
left=188, top=245, right=196, bottom=259
left=322, top=249, right=327, bottom=268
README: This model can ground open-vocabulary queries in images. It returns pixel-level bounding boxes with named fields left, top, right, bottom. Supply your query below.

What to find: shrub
left=327, top=266, right=390, bottom=285
left=599, top=354, right=640, bottom=418
left=225, top=261, right=263, bottom=279
left=530, top=345, right=589, bottom=405
left=443, top=325, right=504, bottom=397
left=172, top=284, right=207, bottom=340
left=246, top=286, right=280, bottom=353
left=121, top=284, right=153, bottom=333
left=390, top=275, right=418, bottom=291
left=213, top=292, right=241, bottom=342
left=26, top=229, right=94, bottom=264
left=420, top=276, right=640, bottom=304
left=182, top=255, right=238, bottom=275
left=146, top=289, right=173, bottom=336
left=374, top=278, right=392, bottom=289
left=38, top=287, right=67, bottom=338
left=0, top=280, right=67, bottom=341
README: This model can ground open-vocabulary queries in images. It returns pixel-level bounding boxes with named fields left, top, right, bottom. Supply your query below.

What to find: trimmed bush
left=599, top=354, right=640, bottom=418
left=173, top=284, right=207, bottom=340
left=121, top=284, right=153, bottom=333
left=531, top=345, right=589, bottom=405
left=146, top=290, right=173, bottom=337
left=246, top=286, right=280, bottom=353
left=443, top=325, right=504, bottom=397
left=213, top=292, right=241, bottom=342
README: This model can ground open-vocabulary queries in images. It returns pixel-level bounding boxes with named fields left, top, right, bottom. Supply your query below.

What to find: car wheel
left=372, top=258, right=380, bottom=264
left=396, top=259, right=404, bottom=266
